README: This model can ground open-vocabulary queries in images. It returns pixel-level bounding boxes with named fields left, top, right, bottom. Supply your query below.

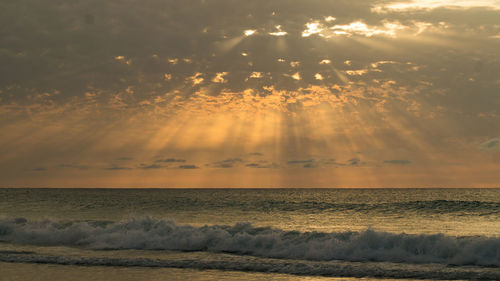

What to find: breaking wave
left=1, top=217, right=499, bottom=267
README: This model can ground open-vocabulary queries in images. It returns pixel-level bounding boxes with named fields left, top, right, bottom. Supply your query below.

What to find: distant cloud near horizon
left=139, top=164, right=164, bottom=170
left=155, top=158, right=187, bottom=163
left=104, top=166, right=132, bottom=170
left=287, top=159, right=314, bottom=165
left=245, top=162, right=279, bottom=169
left=178, top=165, right=199, bottom=169
left=31, top=167, right=47, bottom=172
left=58, top=164, right=89, bottom=170
left=383, top=159, right=412, bottom=165
left=212, top=158, right=244, bottom=168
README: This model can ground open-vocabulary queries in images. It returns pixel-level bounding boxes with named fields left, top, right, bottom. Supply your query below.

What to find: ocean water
left=0, top=188, right=499, bottom=280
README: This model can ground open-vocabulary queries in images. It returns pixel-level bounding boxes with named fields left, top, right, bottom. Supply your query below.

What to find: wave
left=1, top=217, right=499, bottom=267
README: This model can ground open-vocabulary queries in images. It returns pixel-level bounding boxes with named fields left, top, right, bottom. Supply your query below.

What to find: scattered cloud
left=372, top=0, right=500, bottom=13
left=212, top=72, right=228, bottom=83
left=269, top=25, right=287, bottom=36
left=178, top=165, right=199, bottom=169
left=288, top=159, right=315, bottom=165
left=139, top=164, right=164, bottom=170
left=302, top=21, right=325, bottom=37
left=58, top=163, right=89, bottom=170
left=290, top=72, right=301, bottom=80
left=155, top=158, right=187, bottom=163
left=348, top=158, right=361, bottom=166
left=325, top=16, right=336, bottom=22
left=303, top=163, right=318, bottom=168
left=249, top=72, right=263, bottom=79
left=244, top=29, right=257, bottom=36
left=104, top=166, right=132, bottom=170
left=246, top=162, right=279, bottom=168
left=383, top=159, right=412, bottom=165
left=330, top=21, right=406, bottom=37
left=187, top=72, right=204, bottom=86
left=345, top=69, right=368, bottom=76
left=31, top=167, right=47, bottom=172
left=212, top=158, right=244, bottom=168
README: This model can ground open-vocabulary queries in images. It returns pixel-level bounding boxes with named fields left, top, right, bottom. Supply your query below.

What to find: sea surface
left=0, top=188, right=499, bottom=280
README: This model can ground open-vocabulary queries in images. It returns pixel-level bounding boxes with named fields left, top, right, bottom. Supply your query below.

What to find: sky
left=1, top=0, right=499, bottom=188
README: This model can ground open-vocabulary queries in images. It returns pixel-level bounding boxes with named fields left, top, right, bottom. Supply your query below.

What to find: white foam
left=1, top=217, right=499, bottom=266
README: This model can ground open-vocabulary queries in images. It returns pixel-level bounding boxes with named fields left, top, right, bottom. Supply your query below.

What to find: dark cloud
left=178, top=165, right=199, bottom=169
left=348, top=158, right=360, bottom=166
left=104, top=166, right=132, bottom=170
left=139, top=163, right=164, bottom=169
left=245, top=162, right=279, bottom=168
left=31, top=167, right=47, bottom=171
left=322, top=158, right=338, bottom=165
left=287, top=159, right=314, bottom=165
left=383, top=159, right=412, bottom=165
left=2, top=0, right=498, bottom=108
left=155, top=158, right=186, bottom=163
left=212, top=158, right=244, bottom=168
left=58, top=163, right=89, bottom=170
left=303, top=163, right=318, bottom=168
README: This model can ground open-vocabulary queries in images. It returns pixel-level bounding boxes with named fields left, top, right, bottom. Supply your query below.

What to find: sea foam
left=0, top=217, right=499, bottom=266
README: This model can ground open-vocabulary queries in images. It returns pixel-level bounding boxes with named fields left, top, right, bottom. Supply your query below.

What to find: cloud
left=155, top=158, right=186, bottom=163
left=31, top=167, right=47, bottom=172
left=104, top=166, right=132, bottom=170
left=2, top=0, right=497, bottom=107
left=287, top=159, right=314, bottom=165
left=212, top=158, right=244, bottom=168
left=372, top=0, right=500, bottom=13
left=139, top=164, right=164, bottom=170
left=348, top=158, right=360, bottom=166
left=245, top=162, right=279, bottom=168
left=1, top=0, right=500, bottom=188
left=58, top=163, right=89, bottom=170
left=383, top=159, right=412, bottom=165
left=479, top=138, right=500, bottom=150
left=287, top=159, right=319, bottom=168
left=178, top=165, right=199, bottom=169
left=303, top=163, right=318, bottom=168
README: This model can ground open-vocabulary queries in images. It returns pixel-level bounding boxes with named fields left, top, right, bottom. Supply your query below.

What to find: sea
left=0, top=188, right=499, bottom=280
